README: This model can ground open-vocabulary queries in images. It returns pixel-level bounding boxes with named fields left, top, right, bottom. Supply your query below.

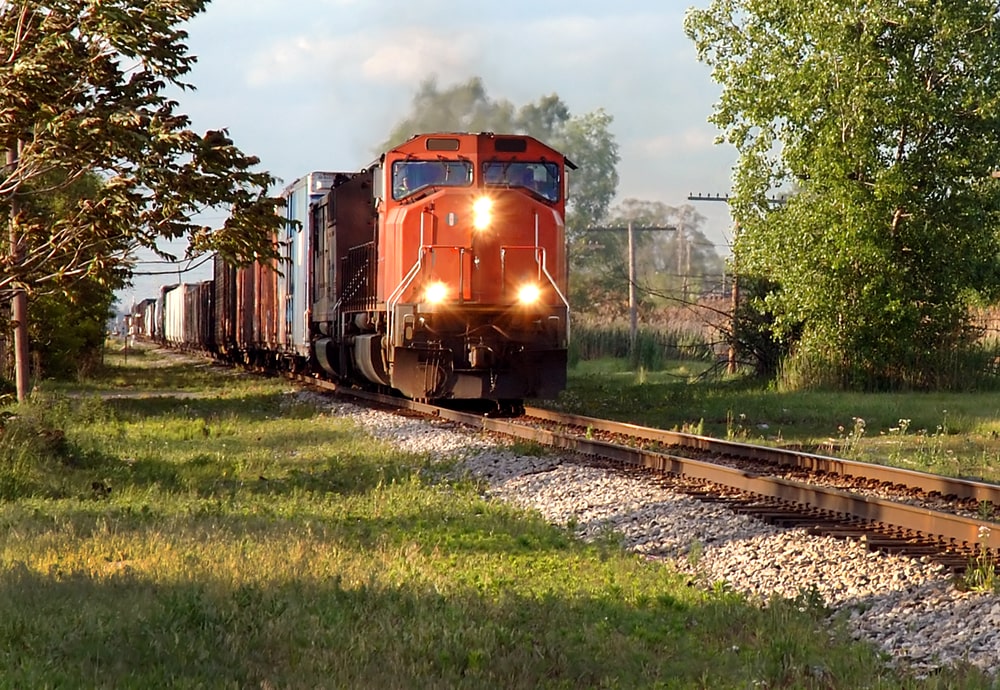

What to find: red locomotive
left=158, top=132, right=573, bottom=404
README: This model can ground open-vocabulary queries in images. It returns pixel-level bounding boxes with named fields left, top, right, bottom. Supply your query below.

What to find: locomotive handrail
left=538, top=248, right=571, bottom=318
left=499, top=245, right=571, bottom=314
left=532, top=209, right=570, bottom=317
left=387, top=245, right=467, bottom=308
left=386, top=245, right=429, bottom=349
left=385, top=208, right=431, bottom=317
left=386, top=247, right=427, bottom=308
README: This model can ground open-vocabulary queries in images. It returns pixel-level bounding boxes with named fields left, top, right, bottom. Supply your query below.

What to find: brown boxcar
left=213, top=255, right=237, bottom=358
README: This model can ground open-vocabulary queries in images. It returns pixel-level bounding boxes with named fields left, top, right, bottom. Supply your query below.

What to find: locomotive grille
left=341, top=242, right=377, bottom=311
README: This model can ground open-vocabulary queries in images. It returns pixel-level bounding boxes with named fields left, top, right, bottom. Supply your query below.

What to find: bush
left=0, top=399, right=91, bottom=499
left=777, top=338, right=1000, bottom=392
left=30, top=285, right=115, bottom=380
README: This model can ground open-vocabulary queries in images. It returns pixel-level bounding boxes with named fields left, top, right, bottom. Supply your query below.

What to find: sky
left=122, top=0, right=737, bottom=306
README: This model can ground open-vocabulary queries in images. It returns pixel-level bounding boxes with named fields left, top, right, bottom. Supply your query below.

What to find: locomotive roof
left=389, top=132, right=576, bottom=169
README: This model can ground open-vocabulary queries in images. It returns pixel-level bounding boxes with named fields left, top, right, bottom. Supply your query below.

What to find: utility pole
left=628, top=222, right=637, bottom=349
left=6, top=143, right=29, bottom=401
left=585, top=224, right=675, bottom=359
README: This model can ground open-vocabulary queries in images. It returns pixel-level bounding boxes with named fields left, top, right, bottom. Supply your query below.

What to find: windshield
left=482, top=161, right=560, bottom=202
left=392, top=160, right=473, bottom=200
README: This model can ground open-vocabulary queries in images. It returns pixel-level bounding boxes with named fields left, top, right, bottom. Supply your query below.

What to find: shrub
left=0, top=399, right=86, bottom=499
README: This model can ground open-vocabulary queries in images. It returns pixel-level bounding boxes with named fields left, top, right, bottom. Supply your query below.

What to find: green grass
left=0, top=346, right=995, bottom=687
left=540, top=357, right=1000, bottom=483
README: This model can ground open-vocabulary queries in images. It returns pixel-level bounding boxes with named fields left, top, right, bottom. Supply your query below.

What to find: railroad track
left=300, top=377, right=1000, bottom=573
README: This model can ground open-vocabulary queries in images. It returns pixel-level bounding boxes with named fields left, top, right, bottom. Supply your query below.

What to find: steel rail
left=524, top=406, right=1000, bottom=507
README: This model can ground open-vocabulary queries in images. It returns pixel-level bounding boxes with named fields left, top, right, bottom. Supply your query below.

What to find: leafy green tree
left=686, top=0, right=1000, bottom=390
left=515, top=94, right=571, bottom=141
left=379, top=77, right=619, bottom=230
left=28, top=277, right=115, bottom=380
left=1, top=170, right=121, bottom=383
left=1, top=0, right=282, bottom=400
left=731, top=274, right=799, bottom=379
left=558, top=109, right=619, bottom=235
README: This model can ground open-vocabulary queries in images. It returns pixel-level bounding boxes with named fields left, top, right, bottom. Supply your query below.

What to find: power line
left=688, top=192, right=790, bottom=206
left=129, top=252, right=214, bottom=277
left=585, top=223, right=677, bottom=355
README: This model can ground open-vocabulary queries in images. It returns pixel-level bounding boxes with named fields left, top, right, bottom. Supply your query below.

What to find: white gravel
left=312, top=394, right=1000, bottom=678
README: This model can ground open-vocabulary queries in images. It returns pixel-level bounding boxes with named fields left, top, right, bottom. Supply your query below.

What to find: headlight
left=472, top=197, right=493, bottom=231
left=517, top=283, right=541, bottom=305
left=424, top=282, right=448, bottom=304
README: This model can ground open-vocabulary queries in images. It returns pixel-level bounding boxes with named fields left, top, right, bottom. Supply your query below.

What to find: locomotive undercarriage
left=312, top=305, right=567, bottom=402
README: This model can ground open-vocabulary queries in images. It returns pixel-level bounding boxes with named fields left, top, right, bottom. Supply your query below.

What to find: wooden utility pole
left=6, top=144, right=29, bottom=401
left=587, top=224, right=675, bottom=359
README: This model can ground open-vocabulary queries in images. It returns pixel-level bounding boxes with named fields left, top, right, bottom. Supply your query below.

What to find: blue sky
left=123, top=0, right=736, bottom=304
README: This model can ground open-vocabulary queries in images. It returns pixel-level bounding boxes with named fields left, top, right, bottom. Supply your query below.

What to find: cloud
left=241, top=11, right=666, bottom=96
left=246, top=27, right=481, bottom=88
left=246, top=35, right=345, bottom=87
left=360, top=30, right=481, bottom=83
left=636, top=129, right=720, bottom=157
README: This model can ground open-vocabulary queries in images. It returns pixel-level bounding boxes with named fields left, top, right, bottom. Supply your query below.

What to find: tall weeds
left=570, top=322, right=715, bottom=370
left=0, top=398, right=97, bottom=499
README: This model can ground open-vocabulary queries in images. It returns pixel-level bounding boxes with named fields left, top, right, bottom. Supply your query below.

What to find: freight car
left=153, top=132, right=573, bottom=405
left=159, top=281, right=214, bottom=351
left=131, top=298, right=158, bottom=341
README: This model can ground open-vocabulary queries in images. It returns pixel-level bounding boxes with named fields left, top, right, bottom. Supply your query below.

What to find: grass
left=540, top=357, right=1000, bottom=483
left=0, top=345, right=995, bottom=687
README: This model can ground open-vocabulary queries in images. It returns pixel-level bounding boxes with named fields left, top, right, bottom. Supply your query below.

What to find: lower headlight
left=424, top=282, right=448, bottom=304
left=517, top=284, right=541, bottom=305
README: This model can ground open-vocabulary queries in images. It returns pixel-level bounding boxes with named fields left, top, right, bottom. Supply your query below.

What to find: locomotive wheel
left=485, top=399, right=525, bottom=418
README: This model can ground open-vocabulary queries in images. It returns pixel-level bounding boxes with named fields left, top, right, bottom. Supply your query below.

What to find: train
left=131, top=132, right=574, bottom=405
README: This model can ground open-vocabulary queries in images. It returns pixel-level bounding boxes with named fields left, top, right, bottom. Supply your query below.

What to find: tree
left=558, top=109, right=619, bottom=235
left=379, top=77, right=620, bottom=231
left=1, top=170, right=121, bottom=383
left=28, top=276, right=116, bottom=380
left=685, top=1, right=1000, bottom=390
left=1, top=1, right=282, bottom=400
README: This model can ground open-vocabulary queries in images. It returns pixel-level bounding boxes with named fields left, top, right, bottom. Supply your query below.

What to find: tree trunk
left=6, top=145, right=29, bottom=402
